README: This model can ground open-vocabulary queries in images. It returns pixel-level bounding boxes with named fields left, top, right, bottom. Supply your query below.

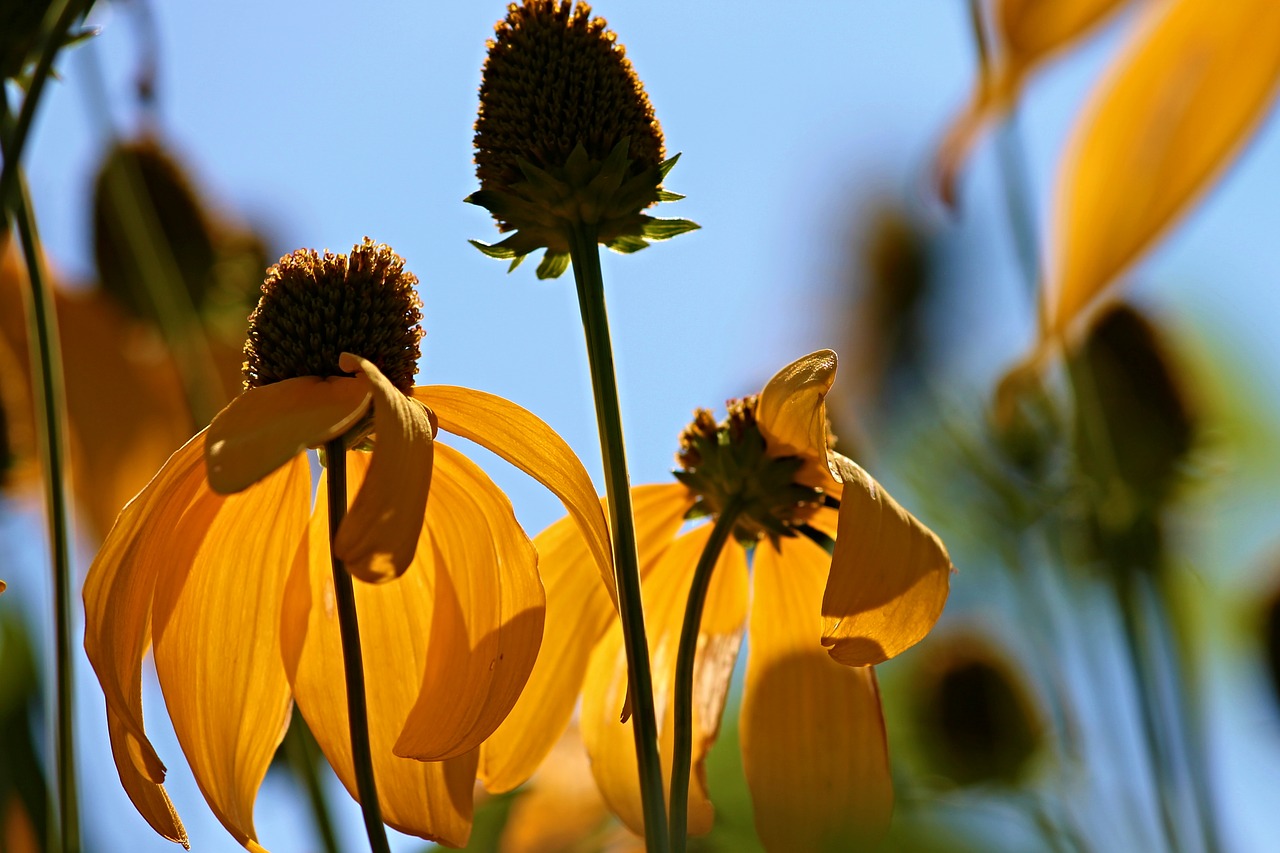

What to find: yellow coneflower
left=83, top=239, right=611, bottom=850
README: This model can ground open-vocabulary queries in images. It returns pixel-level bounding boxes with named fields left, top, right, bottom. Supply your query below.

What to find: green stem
left=282, top=718, right=342, bottom=853
left=324, top=442, right=391, bottom=853
left=566, top=224, right=670, bottom=852
left=669, top=497, right=744, bottom=851
left=1, top=99, right=79, bottom=853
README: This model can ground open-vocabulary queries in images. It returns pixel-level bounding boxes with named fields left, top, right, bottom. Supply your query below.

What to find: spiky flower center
left=474, top=0, right=664, bottom=197
left=243, top=239, right=423, bottom=393
left=674, top=396, right=825, bottom=546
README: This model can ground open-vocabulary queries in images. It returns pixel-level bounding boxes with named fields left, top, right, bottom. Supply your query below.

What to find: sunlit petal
left=1045, top=0, right=1280, bottom=340
left=281, top=452, right=477, bottom=847
left=755, top=350, right=842, bottom=490
left=822, top=454, right=951, bottom=666
left=393, top=443, right=543, bottom=760
left=108, top=709, right=188, bottom=847
left=581, top=526, right=747, bottom=837
left=150, top=454, right=309, bottom=852
left=333, top=354, right=434, bottom=582
left=414, top=384, right=613, bottom=600
left=83, top=432, right=207, bottom=789
left=205, top=375, right=370, bottom=495
left=743, top=538, right=893, bottom=851
left=499, top=723, right=611, bottom=852
left=480, top=483, right=694, bottom=793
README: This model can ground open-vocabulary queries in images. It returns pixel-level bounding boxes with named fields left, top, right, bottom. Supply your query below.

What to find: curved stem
left=566, top=225, right=670, bottom=852
left=669, top=498, right=744, bottom=851
left=1, top=88, right=79, bottom=853
left=324, top=442, right=391, bottom=853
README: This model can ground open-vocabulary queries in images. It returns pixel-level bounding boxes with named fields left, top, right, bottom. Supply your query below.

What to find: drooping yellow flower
left=480, top=350, right=952, bottom=850
left=83, top=239, right=611, bottom=851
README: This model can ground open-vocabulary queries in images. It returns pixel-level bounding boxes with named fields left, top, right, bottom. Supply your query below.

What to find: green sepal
left=659, top=153, right=682, bottom=180
left=606, top=235, right=650, bottom=254
left=642, top=217, right=701, bottom=241
left=656, top=190, right=686, bottom=202
left=536, top=251, right=570, bottom=279
left=468, top=238, right=521, bottom=260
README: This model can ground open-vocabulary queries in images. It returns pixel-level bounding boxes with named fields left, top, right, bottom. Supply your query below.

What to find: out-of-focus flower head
left=83, top=238, right=611, bottom=849
left=480, top=350, right=952, bottom=851
left=468, top=0, right=697, bottom=278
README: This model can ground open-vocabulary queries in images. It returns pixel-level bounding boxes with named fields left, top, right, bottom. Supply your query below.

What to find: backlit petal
left=414, top=384, right=613, bottom=601
left=743, top=538, right=893, bottom=851
left=822, top=455, right=951, bottom=667
left=334, top=354, right=434, bottom=583
left=151, top=454, right=310, bottom=852
left=480, top=483, right=694, bottom=793
left=84, top=434, right=206, bottom=843
left=1045, top=0, right=1280, bottom=340
left=393, top=443, right=543, bottom=760
left=205, top=375, right=370, bottom=495
left=281, top=451, right=478, bottom=847
left=581, top=526, right=748, bottom=838
left=755, top=350, right=842, bottom=490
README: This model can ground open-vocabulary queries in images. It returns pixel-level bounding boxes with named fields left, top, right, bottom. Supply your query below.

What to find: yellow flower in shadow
left=83, top=239, right=611, bottom=851
left=480, top=350, right=952, bottom=850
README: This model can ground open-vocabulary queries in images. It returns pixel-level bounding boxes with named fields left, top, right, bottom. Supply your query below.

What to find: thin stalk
left=566, top=224, right=670, bottom=852
left=669, top=497, right=744, bottom=850
left=282, top=719, right=342, bottom=853
left=1, top=88, right=79, bottom=852
left=324, top=442, right=391, bottom=853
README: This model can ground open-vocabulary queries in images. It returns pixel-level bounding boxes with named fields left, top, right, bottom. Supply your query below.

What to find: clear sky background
left=8, top=1, right=1280, bottom=850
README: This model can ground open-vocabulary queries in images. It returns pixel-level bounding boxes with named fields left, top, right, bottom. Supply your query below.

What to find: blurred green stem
left=0, top=131, right=80, bottom=853
left=282, top=719, right=342, bottom=853
left=567, top=224, right=670, bottom=853
left=669, top=496, right=744, bottom=851
left=324, top=442, right=391, bottom=853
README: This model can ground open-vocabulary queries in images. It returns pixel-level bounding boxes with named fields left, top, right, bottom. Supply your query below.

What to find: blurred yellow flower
left=83, top=240, right=610, bottom=850
left=480, top=350, right=951, bottom=851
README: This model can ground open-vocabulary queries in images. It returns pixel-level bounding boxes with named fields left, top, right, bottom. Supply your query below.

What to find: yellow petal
left=1046, top=0, right=1280, bottom=339
left=83, top=432, right=208, bottom=791
left=392, top=443, right=543, bottom=760
left=414, top=384, right=613, bottom=602
left=108, top=709, right=188, bottom=847
left=755, top=350, right=842, bottom=491
left=499, top=723, right=611, bottom=853
left=281, top=451, right=478, bottom=847
left=332, top=354, right=434, bottom=583
left=581, top=526, right=748, bottom=838
left=822, top=454, right=952, bottom=667
left=743, top=538, right=893, bottom=851
left=480, top=483, right=694, bottom=793
left=205, top=374, right=370, bottom=494
left=150, top=453, right=310, bottom=852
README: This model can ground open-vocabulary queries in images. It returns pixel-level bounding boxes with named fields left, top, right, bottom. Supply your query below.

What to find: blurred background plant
left=4, top=0, right=1280, bottom=850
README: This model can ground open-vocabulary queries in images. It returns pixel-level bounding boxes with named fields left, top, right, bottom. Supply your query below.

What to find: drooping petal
left=755, top=350, right=842, bottom=492
left=83, top=432, right=207, bottom=835
left=743, top=538, right=893, bottom=851
left=499, top=723, right=612, bottom=853
left=934, top=0, right=1130, bottom=205
left=1045, top=0, right=1280, bottom=340
left=822, top=454, right=951, bottom=667
left=393, top=443, right=543, bottom=760
left=581, top=526, right=748, bottom=838
left=205, top=375, right=370, bottom=494
left=150, top=453, right=309, bottom=852
left=333, top=354, right=434, bottom=583
left=480, top=483, right=694, bottom=793
left=281, top=451, right=478, bottom=847
left=414, top=384, right=613, bottom=600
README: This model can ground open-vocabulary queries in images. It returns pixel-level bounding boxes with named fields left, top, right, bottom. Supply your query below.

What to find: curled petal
left=744, top=539, right=893, bottom=851
left=581, top=526, right=748, bottom=837
left=282, top=452, right=477, bottom=847
left=822, top=455, right=951, bottom=667
left=1045, top=0, right=1280, bottom=339
left=480, top=484, right=694, bottom=793
left=205, top=375, right=370, bottom=495
left=334, top=354, right=434, bottom=583
left=414, top=384, right=613, bottom=602
left=755, top=350, right=842, bottom=489
left=151, top=454, right=310, bottom=851
left=83, top=432, right=207, bottom=821
left=394, top=444, right=544, bottom=760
